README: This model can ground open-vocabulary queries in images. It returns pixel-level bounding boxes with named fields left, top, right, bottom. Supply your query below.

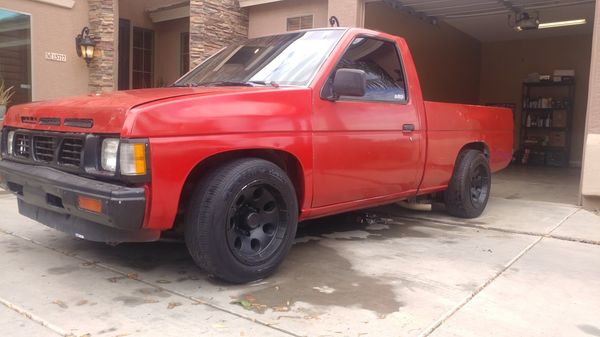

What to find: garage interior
left=365, top=0, right=595, bottom=205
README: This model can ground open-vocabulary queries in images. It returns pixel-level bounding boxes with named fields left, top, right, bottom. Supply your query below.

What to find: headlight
left=7, top=131, right=15, bottom=156
left=119, top=143, right=147, bottom=176
left=101, top=138, right=119, bottom=172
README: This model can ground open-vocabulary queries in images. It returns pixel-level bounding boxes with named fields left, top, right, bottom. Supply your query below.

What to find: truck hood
left=2, top=87, right=261, bottom=134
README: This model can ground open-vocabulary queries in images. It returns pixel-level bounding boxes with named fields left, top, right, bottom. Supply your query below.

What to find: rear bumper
left=0, top=159, right=160, bottom=242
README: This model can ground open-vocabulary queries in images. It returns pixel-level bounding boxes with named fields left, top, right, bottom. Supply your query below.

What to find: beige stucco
left=155, top=17, right=189, bottom=86
left=0, top=0, right=90, bottom=101
left=328, top=0, right=364, bottom=27
left=581, top=0, right=600, bottom=211
left=119, top=0, right=185, bottom=29
left=247, top=0, right=328, bottom=38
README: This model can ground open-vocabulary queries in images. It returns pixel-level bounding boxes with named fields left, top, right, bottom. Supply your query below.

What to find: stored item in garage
left=520, top=81, right=574, bottom=167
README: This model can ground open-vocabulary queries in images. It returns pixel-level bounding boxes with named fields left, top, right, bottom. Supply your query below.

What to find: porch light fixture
left=75, top=27, right=96, bottom=65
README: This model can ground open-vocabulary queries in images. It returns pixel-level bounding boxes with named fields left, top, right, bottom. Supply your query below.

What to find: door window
left=0, top=9, right=31, bottom=106
left=323, top=37, right=407, bottom=103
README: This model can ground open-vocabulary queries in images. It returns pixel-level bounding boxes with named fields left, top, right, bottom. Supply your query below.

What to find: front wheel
left=444, top=149, right=491, bottom=218
left=185, top=158, right=298, bottom=283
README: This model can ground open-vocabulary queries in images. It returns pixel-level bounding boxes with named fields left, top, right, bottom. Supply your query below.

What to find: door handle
left=402, top=124, right=415, bottom=132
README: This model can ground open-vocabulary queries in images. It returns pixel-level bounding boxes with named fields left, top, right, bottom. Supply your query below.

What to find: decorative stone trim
left=189, top=0, right=249, bottom=68
left=87, top=0, right=117, bottom=93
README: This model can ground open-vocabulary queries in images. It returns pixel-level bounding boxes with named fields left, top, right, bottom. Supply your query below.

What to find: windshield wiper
left=172, top=81, right=279, bottom=88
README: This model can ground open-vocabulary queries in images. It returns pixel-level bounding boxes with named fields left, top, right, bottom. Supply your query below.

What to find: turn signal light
left=120, top=143, right=147, bottom=176
left=78, top=195, right=102, bottom=213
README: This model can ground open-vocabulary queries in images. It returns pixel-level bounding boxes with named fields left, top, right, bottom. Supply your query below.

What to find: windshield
left=174, top=29, right=345, bottom=87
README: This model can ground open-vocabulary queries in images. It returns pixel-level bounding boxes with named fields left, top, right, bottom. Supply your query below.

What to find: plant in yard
left=0, top=79, right=15, bottom=120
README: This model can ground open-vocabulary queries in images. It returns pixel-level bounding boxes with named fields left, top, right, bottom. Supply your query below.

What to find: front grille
left=59, top=138, right=84, bottom=167
left=33, top=136, right=56, bottom=162
left=8, top=130, right=86, bottom=169
left=14, top=134, right=31, bottom=158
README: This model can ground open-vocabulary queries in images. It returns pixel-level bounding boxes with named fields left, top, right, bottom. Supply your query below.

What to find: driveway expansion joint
left=0, top=296, right=67, bottom=337
left=395, top=208, right=599, bottom=246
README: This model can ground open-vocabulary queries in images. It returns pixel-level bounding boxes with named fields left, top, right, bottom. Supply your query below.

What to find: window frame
left=319, top=34, right=410, bottom=105
left=286, top=14, right=314, bottom=32
left=132, top=26, right=154, bottom=89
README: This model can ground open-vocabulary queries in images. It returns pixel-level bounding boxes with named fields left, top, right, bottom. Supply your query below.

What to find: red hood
left=2, top=87, right=259, bottom=134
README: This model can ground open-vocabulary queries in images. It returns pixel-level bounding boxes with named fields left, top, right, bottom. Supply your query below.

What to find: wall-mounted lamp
left=75, top=27, right=97, bottom=65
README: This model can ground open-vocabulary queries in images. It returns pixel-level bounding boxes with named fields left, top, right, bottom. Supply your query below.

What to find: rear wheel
left=184, top=158, right=298, bottom=283
left=444, top=149, right=491, bottom=218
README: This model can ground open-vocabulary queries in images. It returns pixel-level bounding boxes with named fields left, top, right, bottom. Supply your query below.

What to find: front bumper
left=0, top=160, right=160, bottom=242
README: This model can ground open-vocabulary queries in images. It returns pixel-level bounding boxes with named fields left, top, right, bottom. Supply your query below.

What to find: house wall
left=248, top=0, right=328, bottom=38
left=479, top=35, right=593, bottom=164
left=364, top=1, right=482, bottom=104
left=0, top=0, right=90, bottom=101
left=118, top=0, right=184, bottom=29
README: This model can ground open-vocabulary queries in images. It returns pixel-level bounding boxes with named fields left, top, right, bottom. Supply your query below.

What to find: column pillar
left=189, top=0, right=249, bottom=68
left=87, top=0, right=118, bottom=93
left=581, top=0, right=600, bottom=211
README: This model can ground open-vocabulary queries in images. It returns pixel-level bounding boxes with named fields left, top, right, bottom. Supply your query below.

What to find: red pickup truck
left=0, top=28, right=512, bottom=283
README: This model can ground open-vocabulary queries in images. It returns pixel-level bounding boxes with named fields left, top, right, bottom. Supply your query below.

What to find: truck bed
left=419, top=101, right=513, bottom=192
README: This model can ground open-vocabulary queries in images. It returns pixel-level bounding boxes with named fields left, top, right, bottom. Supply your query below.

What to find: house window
left=0, top=9, right=32, bottom=106
left=286, top=15, right=313, bottom=31
left=132, top=27, right=154, bottom=89
left=180, top=32, right=190, bottom=76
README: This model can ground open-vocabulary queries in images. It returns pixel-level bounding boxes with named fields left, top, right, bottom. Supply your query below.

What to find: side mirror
left=332, top=68, right=366, bottom=99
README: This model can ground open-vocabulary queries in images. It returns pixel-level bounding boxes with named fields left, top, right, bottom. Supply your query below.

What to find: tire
left=184, top=158, right=298, bottom=284
left=444, top=149, right=491, bottom=218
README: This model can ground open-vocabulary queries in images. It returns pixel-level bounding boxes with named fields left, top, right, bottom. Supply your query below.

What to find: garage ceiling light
left=538, top=19, right=587, bottom=29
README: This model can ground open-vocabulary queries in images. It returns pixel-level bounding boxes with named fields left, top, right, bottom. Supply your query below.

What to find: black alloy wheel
left=226, top=181, right=288, bottom=265
left=444, top=149, right=491, bottom=218
left=185, top=158, right=298, bottom=283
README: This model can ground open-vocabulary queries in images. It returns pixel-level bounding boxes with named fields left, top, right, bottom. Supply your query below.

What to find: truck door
left=312, top=36, right=424, bottom=208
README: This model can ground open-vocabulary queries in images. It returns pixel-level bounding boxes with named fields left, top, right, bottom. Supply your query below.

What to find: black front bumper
left=0, top=160, right=160, bottom=242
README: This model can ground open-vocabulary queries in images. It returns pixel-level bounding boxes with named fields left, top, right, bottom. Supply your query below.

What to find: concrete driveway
left=1, top=188, right=599, bottom=337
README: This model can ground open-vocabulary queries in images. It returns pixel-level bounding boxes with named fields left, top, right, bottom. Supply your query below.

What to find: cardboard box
left=553, top=69, right=575, bottom=77
left=552, top=110, right=567, bottom=128
left=549, top=131, right=566, bottom=147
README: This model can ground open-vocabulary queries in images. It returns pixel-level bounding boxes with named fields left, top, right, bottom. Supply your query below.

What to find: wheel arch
left=175, top=149, right=305, bottom=229
left=458, top=141, right=490, bottom=160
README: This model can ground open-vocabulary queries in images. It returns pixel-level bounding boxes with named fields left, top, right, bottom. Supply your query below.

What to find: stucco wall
left=0, top=0, right=90, bottom=101
left=479, top=35, right=593, bottom=164
left=155, top=17, right=189, bottom=86
left=248, top=0, right=328, bottom=38
left=364, top=1, right=482, bottom=105
left=118, top=0, right=184, bottom=29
